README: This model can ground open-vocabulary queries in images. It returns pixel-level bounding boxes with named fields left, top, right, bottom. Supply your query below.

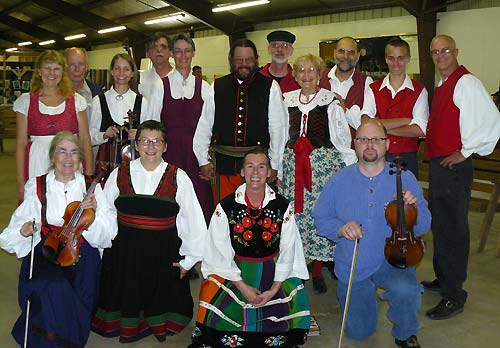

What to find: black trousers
left=386, top=152, right=419, bottom=179
left=428, top=156, right=473, bottom=306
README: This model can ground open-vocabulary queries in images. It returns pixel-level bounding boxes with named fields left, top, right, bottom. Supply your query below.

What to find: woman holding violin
left=89, top=53, right=150, bottom=180
left=0, top=131, right=115, bottom=348
left=92, top=120, right=206, bottom=343
left=312, top=119, right=431, bottom=348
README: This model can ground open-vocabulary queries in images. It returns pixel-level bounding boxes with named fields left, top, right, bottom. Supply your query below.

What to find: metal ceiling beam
left=163, top=0, right=253, bottom=35
left=30, top=0, right=146, bottom=45
left=396, top=0, right=423, bottom=17
left=0, top=13, right=66, bottom=42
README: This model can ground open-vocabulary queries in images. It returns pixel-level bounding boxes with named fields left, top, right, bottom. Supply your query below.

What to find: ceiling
left=0, top=0, right=458, bottom=53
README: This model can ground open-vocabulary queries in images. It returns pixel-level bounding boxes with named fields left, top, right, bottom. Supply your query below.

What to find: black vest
left=286, top=105, right=333, bottom=149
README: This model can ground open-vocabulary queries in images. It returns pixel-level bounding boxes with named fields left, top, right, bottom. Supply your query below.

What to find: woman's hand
left=104, top=126, right=119, bottom=140
left=80, top=193, right=97, bottom=211
left=127, top=129, right=137, bottom=141
left=20, top=221, right=34, bottom=237
left=234, top=280, right=261, bottom=304
left=253, top=282, right=281, bottom=307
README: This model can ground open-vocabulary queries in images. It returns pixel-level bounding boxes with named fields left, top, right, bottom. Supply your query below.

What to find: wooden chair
left=477, top=178, right=500, bottom=257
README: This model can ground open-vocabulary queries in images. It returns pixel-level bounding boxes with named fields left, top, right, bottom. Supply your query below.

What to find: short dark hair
left=146, top=32, right=172, bottom=51
left=173, top=33, right=195, bottom=51
left=229, top=39, right=259, bottom=60
left=386, top=37, right=410, bottom=57
left=192, top=65, right=201, bottom=73
left=241, top=147, right=270, bottom=169
left=136, top=120, right=167, bottom=143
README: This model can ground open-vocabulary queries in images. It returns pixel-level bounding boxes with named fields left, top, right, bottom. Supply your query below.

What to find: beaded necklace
left=299, top=88, right=319, bottom=105
left=245, top=192, right=265, bottom=223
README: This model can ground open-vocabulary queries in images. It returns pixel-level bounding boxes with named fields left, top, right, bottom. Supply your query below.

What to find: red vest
left=371, top=78, right=424, bottom=153
left=425, top=66, right=470, bottom=158
left=28, top=94, right=78, bottom=136
left=259, top=63, right=300, bottom=94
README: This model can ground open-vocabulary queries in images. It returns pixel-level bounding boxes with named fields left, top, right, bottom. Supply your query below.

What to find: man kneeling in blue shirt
left=312, top=119, right=431, bottom=348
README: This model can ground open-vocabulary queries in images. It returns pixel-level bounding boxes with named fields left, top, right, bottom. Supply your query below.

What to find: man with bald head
left=313, top=119, right=430, bottom=348
left=423, top=34, right=500, bottom=320
left=65, top=47, right=103, bottom=107
left=320, top=36, right=373, bottom=145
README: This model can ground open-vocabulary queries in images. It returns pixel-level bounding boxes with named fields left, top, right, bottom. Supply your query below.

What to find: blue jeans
left=337, top=260, right=423, bottom=341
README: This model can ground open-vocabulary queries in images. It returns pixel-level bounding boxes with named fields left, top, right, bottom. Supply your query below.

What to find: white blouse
left=201, top=184, right=309, bottom=282
left=13, top=92, right=88, bottom=116
left=167, top=69, right=210, bottom=101
left=103, top=158, right=207, bottom=270
left=0, top=170, right=116, bottom=258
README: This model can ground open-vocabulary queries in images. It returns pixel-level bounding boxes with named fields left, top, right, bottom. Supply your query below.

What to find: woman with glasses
left=1, top=131, right=114, bottom=348
left=92, top=120, right=207, bottom=343
left=281, top=54, right=357, bottom=294
left=15, top=50, right=94, bottom=202
left=89, top=53, right=150, bottom=181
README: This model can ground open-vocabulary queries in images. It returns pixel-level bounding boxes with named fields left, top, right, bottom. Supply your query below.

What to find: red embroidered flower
left=270, top=223, right=279, bottom=233
left=242, top=217, right=252, bottom=228
left=243, top=230, right=253, bottom=241
left=233, top=223, right=244, bottom=233
left=263, top=217, right=272, bottom=228
left=262, top=231, right=272, bottom=241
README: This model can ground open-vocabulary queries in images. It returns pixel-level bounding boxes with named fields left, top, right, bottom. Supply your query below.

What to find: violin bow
left=337, top=238, right=359, bottom=348
left=23, top=219, right=37, bottom=348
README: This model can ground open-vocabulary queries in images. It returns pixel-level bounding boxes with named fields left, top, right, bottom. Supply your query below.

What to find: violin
left=383, top=157, right=424, bottom=269
left=42, top=172, right=105, bottom=267
left=120, top=109, right=138, bottom=162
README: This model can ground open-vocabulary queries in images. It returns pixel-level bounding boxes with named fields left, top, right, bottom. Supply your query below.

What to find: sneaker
left=395, top=335, right=421, bottom=348
left=421, top=279, right=440, bottom=293
left=426, top=299, right=463, bottom=320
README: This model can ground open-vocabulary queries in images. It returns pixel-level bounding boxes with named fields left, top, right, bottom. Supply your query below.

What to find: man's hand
left=20, top=221, right=34, bottom=237
left=440, top=151, right=466, bottom=169
left=402, top=190, right=417, bottom=205
left=172, top=262, right=188, bottom=279
left=199, top=163, right=214, bottom=181
left=339, top=221, right=363, bottom=240
left=334, top=92, right=346, bottom=112
left=234, top=281, right=261, bottom=304
left=268, top=169, right=278, bottom=183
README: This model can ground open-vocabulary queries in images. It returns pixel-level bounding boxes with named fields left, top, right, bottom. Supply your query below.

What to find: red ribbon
left=293, top=136, right=314, bottom=213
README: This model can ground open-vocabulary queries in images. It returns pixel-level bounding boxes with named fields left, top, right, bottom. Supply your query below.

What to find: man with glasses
left=312, top=119, right=430, bottom=348
left=320, top=37, right=373, bottom=148
left=139, top=32, right=173, bottom=118
left=193, top=39, right=287, bottom=203
left=422, top=34, right=500, bottom=320
left=159, top=34, right=214, bottom=225
left=361, top=38, right=429, bottom=178
left=259, top=30, right=300, bottom=93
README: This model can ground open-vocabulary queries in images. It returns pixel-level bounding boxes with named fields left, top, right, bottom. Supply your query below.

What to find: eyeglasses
left=149, top=44, right=169, bottom=51
left=270, top=42, right=291, bottom=49
left=138, top=138, right=164, bottom=147
left=232, top=57, right=255, bottom=65
left=354, top=137, right=387, bottom=144
left=55, top=149, right=79, bottom=158
left=336, top=48, right=357, bottom=57
left=430, top=47, right=454, bottom=56
left=297, top=66, right=318, bottom=73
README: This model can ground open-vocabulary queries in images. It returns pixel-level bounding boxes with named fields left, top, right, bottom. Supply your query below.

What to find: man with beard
left=320, top=36, right=373, bottom=146
left=312, top=119, right=430, bottom=348
left=139, top=32, right=173, bottom=118
left=361, top=38, right=429, bottom=179
left=259, top=30, right=300, bottom=93
left=193, top=39, right=287, bottom=203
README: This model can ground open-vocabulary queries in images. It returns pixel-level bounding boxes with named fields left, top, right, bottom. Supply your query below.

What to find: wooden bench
left=0, top=109, right=16, bottom=153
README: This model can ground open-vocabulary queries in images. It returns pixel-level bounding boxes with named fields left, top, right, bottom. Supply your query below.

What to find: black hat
left=267, top=30, right=296, bottom=44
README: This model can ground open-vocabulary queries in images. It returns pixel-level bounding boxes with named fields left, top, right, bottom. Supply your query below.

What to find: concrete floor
left=1, top=139, right=500, bottom=348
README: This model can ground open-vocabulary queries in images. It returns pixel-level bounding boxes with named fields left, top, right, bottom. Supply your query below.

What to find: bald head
left=430, top=34, right=459, bottom=78
left=430, top=35, right=456, bottom=50
left=356, top=119, right=388, bottom=138
left=337, top=36, right=359, bottom=51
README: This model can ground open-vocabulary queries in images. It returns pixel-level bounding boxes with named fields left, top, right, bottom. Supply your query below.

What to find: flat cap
left=266, top=30, right=296, bottom=44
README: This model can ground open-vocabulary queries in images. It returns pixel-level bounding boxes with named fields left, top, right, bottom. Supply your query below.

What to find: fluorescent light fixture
left=212, top=0, right=269, bottom=12
left=98, top=25, right=126, bottom=34
left=145, top=13, right=185, bottom=25
left=18, top=41, right=32, bottom=46
left=65, top=33, right=86, bottom=41
left=6, top=47, right=18, bottom=52
left=39, top=40, right=56, bottom=46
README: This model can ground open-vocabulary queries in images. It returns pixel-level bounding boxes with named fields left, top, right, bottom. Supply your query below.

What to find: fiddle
left=42, top=172, right=105, bottom=267
left=384, top=157, right=424, bottom=269
left=120, top=109, right=138, bottom=162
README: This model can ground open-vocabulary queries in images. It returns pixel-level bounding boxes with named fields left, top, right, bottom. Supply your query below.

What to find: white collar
left=379, top=74, right=414, bottom=93
left=284, top=88, right=334, bottom=107
left=234, top=183, right=276, bottom=208
left=329, top=65, right=356, bottom=82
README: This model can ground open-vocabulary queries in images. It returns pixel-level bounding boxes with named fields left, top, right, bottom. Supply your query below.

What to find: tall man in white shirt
left=423, top=34, right=500, bottom=320
left=138, top=32, right=173, bottom=119
left=319, top=36, right=373, bottom=146
left=361, top=38, right=429, bottom=178
left=193, top=39, right=287, bottom=204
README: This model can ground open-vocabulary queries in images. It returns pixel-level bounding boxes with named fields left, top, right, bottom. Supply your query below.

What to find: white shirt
left=201, top=184, right=309, bottom=282
left=104, top=159, right=207, bottom=270
left=283, top=88, right=357, bottom=166
left=327, top=66, right=373, bottom=129
left=88, top=87, right=150, bottom=146
left=193, top=77, right=287, bottom=171
left=441, top=73, right=500, bottom=158
left=13, top=92, right=88, bottom=116
left=0, top=170, right=116, bottom=258
left=168, top=68, right=210, bottom=101
left=138, top=67, right=173, bottom=121
left=361, top=74, right=429, bottom=134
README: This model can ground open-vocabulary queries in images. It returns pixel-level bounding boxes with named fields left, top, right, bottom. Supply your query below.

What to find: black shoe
left=312, top=277, right=327, bottom=294
left=426, top=299, right=463, bottom=320
left=395, top=335, right=421, bottom=348
left=421, top=279, right=440, bottom=293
